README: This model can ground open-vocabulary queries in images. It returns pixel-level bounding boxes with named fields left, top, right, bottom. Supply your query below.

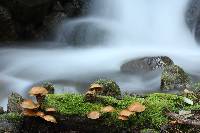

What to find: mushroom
left=101, top=106, right=115, bottom=113
left=127, top=102, right=145, bottom=112
left=43, top=115, right=57, bottom=123
left=20, top=99, right=39, bottom=110
left=36, top=111, right=45, bottom=118
left=89, top=84, right=103, bottom=92
left=87, top=111, right=100, bottom=119
left=119, top=109, right=134, bottom=117
left=29, top=87, right=48, bottom=105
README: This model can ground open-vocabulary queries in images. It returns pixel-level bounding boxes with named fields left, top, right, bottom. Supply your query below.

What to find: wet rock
left=93, top=79, right=121, bottom=98
left=7, top=92, right=24, bottom=113
left=61, top=0, right=91, bottom=17
left=58, top=21, right=110, bottom=46
left=121, top=56, right=174, bottom=74
left=160, top=65, right=191, bottom=91
left=42, top=82, right=55, bottom=94
left=185, top=0, right=200, bottom=42
left=0, top=120, right=21, bottom=133
left=0, top=5, right=17, bottom=42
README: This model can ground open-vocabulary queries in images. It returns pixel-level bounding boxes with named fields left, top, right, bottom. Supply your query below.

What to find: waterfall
left=1, top=0, right=200, bottom=108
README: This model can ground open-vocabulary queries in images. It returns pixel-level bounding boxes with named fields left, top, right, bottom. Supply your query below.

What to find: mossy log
left=1, top=93, right=200, bottom=132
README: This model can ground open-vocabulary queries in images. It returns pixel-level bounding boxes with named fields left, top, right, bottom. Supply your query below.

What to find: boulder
left=0, top=120, right=21, bottom=133
left=58, top=21, right=110, bottom=46
left=93, top=79, right=121, bottom=98
left=160, top=65, right=191, bottom=91
left=61, top=0, right=91, bottom=17
left=120, top=56, right=174, bottom=74
left=7, top=92, right=24, bottom=113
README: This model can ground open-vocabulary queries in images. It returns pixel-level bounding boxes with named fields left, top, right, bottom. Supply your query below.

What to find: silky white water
left=1, top=0, right=200, bottom=108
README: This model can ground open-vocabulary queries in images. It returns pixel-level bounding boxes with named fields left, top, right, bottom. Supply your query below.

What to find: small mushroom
left=127, top=102, right=145, bottom=112
left=87, top=111, right=100, bottom=119
left=119, top=109, right=134, bottom=117
left=20, top=99, right=39, bottom=110
left=45, top=108, right=56, bottom=112
left=101, top=106, right=115, bottom=113
left=43, top=115, right=57, bottom=123
left=29, top=87, right=48, bottom=96
left=118, top=116, right=128, bottom=121
left=36, top=111, right=45, bottom=118
left=89, top=84, right=103, bottom=92
left=29, top=87, right=48, bottom=105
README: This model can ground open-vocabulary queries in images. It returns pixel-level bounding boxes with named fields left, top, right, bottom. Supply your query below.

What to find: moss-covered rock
left=0, top=113, right=22, bottom=133
left=160, top=65, right=191, bottom=91
left=42, top=82, right=55, bottom=94
left=7, top=92, right=24, bottom=113
left=93, top=79, right=121, bottom=98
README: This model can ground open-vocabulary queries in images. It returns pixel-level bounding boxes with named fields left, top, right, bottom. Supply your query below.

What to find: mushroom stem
left=36, top=95, right=45, bottom=106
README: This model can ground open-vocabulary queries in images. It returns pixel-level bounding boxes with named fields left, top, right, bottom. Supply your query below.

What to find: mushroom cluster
left=20, top=86, right=57, bottom=123
left=118, top=102, right=145, bottom=121
left=85, top=84, right=103, bottom=101
left=87, top=102, right=145, bottom=121
left=87, top=105, right=115, bottom=120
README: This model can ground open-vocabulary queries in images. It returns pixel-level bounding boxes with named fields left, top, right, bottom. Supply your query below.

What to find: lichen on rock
left=7, top=92, right=24, bottom=113
left=160, top=65, right=191, bottom=91
left=93, top=79, right=121, bottom=98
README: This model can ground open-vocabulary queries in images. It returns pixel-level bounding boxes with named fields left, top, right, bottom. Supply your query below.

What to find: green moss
left=161, top=65, right=191, bottom=91
left=93, top=79, right=121, bottom=98
left=0, top=113, right=22, bottom=122
left=44, top=92, right=199, bottom=129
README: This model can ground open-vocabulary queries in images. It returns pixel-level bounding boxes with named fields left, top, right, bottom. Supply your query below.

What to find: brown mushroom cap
left=87, top=111, right=100, bottom=119
left=89, top=84, right=103, bottom=91
left=29, top=87, right=48, bottom=96
left=20, top=99, right=39, bottom=109
left=45, top=108, right=56, bottom=112
left=43, top=115, right=57, bottom=123
left=127, top=102, right=146, bottom=112
left=119, top=109, right=134, bottom=117
left=101, top=106, right=115, bottom=113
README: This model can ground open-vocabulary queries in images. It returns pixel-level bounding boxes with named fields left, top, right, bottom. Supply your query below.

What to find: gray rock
left=7, top=92, right=24, bottom=113
left=120, top=56, right=174, bottom=74
left=62, top=0, right=91, bottom=17
left=160, top=65, right=191, bottom=91
left=0, top=120, right=21, bottom=133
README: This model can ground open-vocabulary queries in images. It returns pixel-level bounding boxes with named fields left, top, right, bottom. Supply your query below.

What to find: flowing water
left=1, top=0, right=200, bottom=109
